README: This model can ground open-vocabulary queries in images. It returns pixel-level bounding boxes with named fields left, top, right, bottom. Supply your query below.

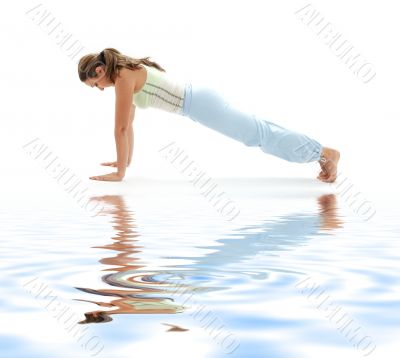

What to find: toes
left=318, top=172, right=329, bottom=180
left=317, top=174, right=334, bottom=183
left=324, top=174, right=337, bottom=183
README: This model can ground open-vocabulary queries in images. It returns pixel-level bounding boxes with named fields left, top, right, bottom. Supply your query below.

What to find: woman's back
left=132, top=64, right=186, bottom=114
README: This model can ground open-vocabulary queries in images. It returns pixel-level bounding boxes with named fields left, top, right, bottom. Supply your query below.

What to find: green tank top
left=133, top=64, right=186, bottom=114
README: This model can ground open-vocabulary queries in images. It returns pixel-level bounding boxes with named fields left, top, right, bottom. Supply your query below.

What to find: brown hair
left=78, top=47, right=166, bottom=84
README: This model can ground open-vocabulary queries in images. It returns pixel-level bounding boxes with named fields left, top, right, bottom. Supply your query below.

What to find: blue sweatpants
left=180, top=83, right=323, bottom=163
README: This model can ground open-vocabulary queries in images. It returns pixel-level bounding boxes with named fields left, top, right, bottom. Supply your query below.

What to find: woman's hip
left=182, top=83, right=229, bottom=119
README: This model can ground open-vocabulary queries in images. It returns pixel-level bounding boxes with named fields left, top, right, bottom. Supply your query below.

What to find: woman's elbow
left=114, top=127, right=128, bottom=136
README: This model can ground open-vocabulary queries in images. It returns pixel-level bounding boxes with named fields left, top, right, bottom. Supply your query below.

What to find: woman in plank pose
left=78, top=48, right=340, bottom=182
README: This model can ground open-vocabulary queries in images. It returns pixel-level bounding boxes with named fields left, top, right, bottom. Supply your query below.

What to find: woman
left=78, top=48, right=340, bottom=182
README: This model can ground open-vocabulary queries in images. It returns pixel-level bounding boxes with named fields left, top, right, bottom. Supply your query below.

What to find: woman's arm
left=89, top=70, right=136, bottom=182
left=99, top=104, right=135, bottom=169
left=127, top=104, right=135, bottom=166
left=114, top=77, right=136, bottom=179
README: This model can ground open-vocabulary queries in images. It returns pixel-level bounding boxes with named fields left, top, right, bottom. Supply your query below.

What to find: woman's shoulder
left=117, top=65, right=145, bottom=78
left=116, top=66, right=147, bottom=92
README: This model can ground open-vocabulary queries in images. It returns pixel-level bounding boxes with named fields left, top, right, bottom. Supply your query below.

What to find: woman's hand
left=101, top=161, right=118, bottom=167
left=89, top=171, right=124, bottom=181
left=101, top=161, right=130, bottom=167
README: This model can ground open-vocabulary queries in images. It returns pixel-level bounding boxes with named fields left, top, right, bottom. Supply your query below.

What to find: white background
left=1, top=3, right=399, bottom=357
left=1, top=0, right=398, bottom=191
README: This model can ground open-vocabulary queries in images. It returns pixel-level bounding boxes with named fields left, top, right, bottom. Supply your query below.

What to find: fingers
left=90, top=176, right=105, bottom=181
left=101, top=162, right=117, bottom=168
left=90, top=175, right=107, bottom=180
left=90, top=174, right=115, bottom=181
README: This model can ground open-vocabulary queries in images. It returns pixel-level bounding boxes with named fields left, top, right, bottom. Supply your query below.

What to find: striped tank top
left=133, top=64, right=186, bottom=114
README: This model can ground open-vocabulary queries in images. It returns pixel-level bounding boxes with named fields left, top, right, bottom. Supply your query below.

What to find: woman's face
left=84, top=66, right=113, bottom=91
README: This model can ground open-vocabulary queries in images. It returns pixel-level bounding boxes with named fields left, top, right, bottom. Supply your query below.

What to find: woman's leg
left=181, top=83, right=323, bottom=163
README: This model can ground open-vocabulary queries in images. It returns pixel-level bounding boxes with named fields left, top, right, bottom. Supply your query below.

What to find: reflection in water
left=75, top=196, right=190, bottom=324
left=75, top=194, right=342, bottom=324
left=162, top=323, right=190, bottom=332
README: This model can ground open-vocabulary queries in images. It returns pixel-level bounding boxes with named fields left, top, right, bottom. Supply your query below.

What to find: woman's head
left=78, top=48, right=166, bottom=90
left=78, top=51, right=112, bottom=90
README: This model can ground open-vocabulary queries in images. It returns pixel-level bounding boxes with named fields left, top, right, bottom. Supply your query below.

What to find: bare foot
left=317, top=147, right=340, bottom=183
